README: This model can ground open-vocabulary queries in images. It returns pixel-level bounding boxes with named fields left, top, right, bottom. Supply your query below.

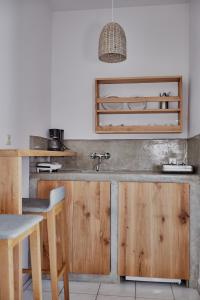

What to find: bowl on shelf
left=127, top=101, right=147, bottom=110
left=101, top=96, right=124, bottom=110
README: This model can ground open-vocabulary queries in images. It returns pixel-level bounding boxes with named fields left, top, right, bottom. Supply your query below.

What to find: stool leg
left=39, top=221, right=44, bottom=270
left=30, top=224, right=42, bottom=300
left=14, top=243, right=22, bottom=300
left=61, top=208, right=69, bottom=300
left=47, top=209, right=59, bottom=300
left=0, top=240, right=14, bottom=300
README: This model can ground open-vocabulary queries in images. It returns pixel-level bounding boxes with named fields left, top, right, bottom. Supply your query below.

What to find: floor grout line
left=95, top=282, right=101, bottom=300
left=23, top=278, right=32, bottom=290
left=170, top=283, right=176, bottom=300
left=59, top=286, right=64, bottom=296
left=135, top=281, right=136, bottom=299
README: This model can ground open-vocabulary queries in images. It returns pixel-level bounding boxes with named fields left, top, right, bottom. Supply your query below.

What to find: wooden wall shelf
left=97, top=109, right=181, bottom=115
left=95, top=76, right=183, bottom=134
left=0, top=149, right=77, bottom=157
left=96, top=76, right=181, bottom=84
left=96, top=125, right=182, bottom=134
left=96, top=96, right=180, bottom=104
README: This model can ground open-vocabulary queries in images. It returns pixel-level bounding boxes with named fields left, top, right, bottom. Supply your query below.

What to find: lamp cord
left=112, top=0, right=114, bottom=22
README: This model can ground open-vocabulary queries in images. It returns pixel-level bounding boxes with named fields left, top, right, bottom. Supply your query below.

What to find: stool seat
left=22, top=186, right=65, bottom=213
left=23, top=198, right=50, bottom=213
left=0, top=214, right=43, bottom=239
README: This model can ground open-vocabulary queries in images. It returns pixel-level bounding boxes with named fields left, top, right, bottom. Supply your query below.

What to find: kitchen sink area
left=29, top=152, right=200, bottom=289
left=28, top=135, right=200, bottom=290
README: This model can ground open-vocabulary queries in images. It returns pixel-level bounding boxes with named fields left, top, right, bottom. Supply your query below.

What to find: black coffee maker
left=48, top=129, right=67, bottom=151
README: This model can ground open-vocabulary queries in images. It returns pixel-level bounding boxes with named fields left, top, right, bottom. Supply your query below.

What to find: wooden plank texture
left=47, top=209, right=59, bottom=299
left=0, top=241, right=14, bottom=300
left=72, top=181, right=111, bottom=274
left=29, top=225, right=43, bottom=300
left=96, top=125, right=182, bottom=134
left=0, top=149, right=77, bottom=157
left=0, top=157, right=22, bottom=214
left=97, top=97, right=180, bottom=103
left=97, top=109, right=180, bottom=114
left=118, top=182, right=189, bottom=279
left=96, top=76, right=182, bottom=84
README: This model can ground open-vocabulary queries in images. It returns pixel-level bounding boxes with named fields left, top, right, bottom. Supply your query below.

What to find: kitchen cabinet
left=37, top=180, right=111, bottom=275
left=118, top=182, right=189, bottom=279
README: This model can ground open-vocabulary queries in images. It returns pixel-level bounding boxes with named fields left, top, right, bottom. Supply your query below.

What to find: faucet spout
left=95, top=162, right=100, bottom=172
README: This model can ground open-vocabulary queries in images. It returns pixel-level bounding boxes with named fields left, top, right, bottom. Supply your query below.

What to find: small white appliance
left=125, top=276, right=181, bottom=284
left=36, top=162, right=62, bottom=173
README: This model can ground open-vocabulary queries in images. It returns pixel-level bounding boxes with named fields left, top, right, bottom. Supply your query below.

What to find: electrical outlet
left=6, top=134, right=12, bottom=146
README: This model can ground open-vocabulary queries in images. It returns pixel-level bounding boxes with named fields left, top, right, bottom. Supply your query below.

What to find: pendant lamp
left=98, top=0, right=127, bottom=63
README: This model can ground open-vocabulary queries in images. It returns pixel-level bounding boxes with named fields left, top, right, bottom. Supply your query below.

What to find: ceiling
left=51, top=0, right=190, bottom=11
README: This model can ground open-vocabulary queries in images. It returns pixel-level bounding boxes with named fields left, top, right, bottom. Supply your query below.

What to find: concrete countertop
left=30, top=169, right=199, bottom=184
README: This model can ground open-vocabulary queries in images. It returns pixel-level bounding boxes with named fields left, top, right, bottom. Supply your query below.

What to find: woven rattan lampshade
left=99, top=22, right=127, bottom=63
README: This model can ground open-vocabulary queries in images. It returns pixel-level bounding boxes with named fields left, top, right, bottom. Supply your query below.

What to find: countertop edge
left=30, top=171, right=200, bottom=183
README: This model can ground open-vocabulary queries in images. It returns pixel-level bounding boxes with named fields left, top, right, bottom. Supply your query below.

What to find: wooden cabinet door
left=72, top=181, right=110, bottom=274
left=38, top=180, right=111, bottom=275
left=118, top=182, right=189, bottom=279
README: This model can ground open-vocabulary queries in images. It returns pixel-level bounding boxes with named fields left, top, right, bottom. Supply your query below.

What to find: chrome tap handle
left=90, top=152, right=111, bottom=159
left=104, top=152, right=111, bottom=159
left=90, top=153, right=97, bottom=159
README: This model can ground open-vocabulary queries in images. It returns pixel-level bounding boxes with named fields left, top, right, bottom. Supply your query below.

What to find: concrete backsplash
left=30, top=136, right=187, bottom=173
left=188, top=134, right=200, bottom=174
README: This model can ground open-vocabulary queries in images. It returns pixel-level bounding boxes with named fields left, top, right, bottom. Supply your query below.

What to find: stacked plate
left=101, top=96, right=147, bottom=110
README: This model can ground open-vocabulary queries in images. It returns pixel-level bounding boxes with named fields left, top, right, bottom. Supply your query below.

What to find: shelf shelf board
left=96, top=125, right=182, bottom=134
left=97, top=96, right=180, bottom=103
left=0, top=149, right=77, bottom=157
left=97, top=109, right=180, bottom=115
left=96, top=76, right=182, bottom=85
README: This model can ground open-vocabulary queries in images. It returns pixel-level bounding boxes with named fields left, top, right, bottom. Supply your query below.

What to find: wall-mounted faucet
left=90, top=152, right=111, bottom=172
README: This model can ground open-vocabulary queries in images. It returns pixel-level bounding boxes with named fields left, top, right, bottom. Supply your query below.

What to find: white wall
left=189, top=0, right=200, bottom=138
left=18, top=0, right=52, bottom=199
left=51, top=4, right=189, bottom=139
left=0, top=0, right=52, bottom=148
left=0, top=0, right=21, bottom=147
left=0, top=2, right=190, bottom=144
left=18, top=0, right=52, bottom=148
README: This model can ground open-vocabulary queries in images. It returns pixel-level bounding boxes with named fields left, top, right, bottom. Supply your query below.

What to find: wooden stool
left=0, top=214, right=43, bottom=300
left=23, top=187, right=69, bottom=300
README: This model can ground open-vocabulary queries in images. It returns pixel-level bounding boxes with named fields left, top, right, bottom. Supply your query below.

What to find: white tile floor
left=24, top=279, right=200, bottom=300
